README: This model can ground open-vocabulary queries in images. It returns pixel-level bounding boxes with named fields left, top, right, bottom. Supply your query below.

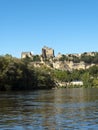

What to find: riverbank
left=0, top=54, right=98, bottom=91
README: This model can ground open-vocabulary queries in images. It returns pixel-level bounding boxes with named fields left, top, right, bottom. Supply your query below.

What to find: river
left=0, top=88, right=98, bottom=130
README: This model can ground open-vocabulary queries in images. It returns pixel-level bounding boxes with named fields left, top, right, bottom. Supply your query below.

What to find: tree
left=70, top=70, right=81, bottom=81
left=53, top=70, right=69, bottom=82
left=81, top=72, right=93, bottom=87
left=80, top=53, right=94, bottom=64
left=89, top=65, right=98, bottom=77
left=59, top=55, right=68, bottom=61
left=33, top=55, right=41, bottom=62
left=35, top=67, right=55, bottom=89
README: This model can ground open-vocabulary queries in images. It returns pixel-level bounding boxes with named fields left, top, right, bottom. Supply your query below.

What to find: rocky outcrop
left=53, top=61, right=71, bottom=71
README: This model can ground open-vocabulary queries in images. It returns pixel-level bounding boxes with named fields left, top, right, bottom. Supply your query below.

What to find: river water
left=0, top=88, right=98, bottom=130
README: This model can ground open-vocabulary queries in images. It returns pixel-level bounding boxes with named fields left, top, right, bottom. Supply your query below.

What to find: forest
left=0, top=54, right=98, bottom=91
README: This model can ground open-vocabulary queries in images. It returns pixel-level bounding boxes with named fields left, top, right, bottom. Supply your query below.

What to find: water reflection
left=0, top=88, right=98, bottom=129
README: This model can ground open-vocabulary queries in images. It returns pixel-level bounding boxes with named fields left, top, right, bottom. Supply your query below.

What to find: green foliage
left=72, top=56, right=80, bottom=63
left=33, top=55, right=41, bottom=62
left=81, top=55, right=93, bottom=64
left=53, top=70, right=75, bottom=82
left=92, top=52, right=98, bottom=63
left=59, top=55, right=68, bottom=61
left=36, top=70, right=54, bottom=89
left=1, top=52, right=98, bottom=91
left=89, top=65, right=98, bottom=77
left=80, top=52, right=98, bottom=64
left=70, top=70, right=81, bottom=81
left=22, top=56, right=33, bottom=63
left=58, top=52, right=98, bottom=64
left=92, top=78, right=98, bottom=87
left=81, top=72, right=93, bottom=88
left=0, top=55, right=55, bottom=91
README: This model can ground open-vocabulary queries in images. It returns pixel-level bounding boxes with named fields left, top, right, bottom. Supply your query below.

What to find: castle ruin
left=21, top=52, right=33, bottom=59
left=42, top=46, right=55, bottom=59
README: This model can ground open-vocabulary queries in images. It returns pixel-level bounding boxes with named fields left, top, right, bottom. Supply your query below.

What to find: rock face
left=66, top=61, right=86, bottom=70
left=52, top=61, right=95, bottom=71
left=53, top=61, right=70, bottom=71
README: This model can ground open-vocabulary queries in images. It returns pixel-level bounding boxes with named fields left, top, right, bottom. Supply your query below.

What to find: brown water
left=0, top=88, right=98, bottom=130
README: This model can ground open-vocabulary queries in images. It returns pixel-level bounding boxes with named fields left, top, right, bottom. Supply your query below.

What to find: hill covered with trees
left=0, top=53, right=98, bottom=91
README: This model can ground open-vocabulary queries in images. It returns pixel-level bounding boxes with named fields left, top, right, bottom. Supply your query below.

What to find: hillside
left=21, top=51, right=98, bottom=71
left=0, top=51, right=98, bottom=91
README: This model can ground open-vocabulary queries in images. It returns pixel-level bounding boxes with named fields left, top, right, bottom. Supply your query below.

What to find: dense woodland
left=0, top=54, right=98, bottom=91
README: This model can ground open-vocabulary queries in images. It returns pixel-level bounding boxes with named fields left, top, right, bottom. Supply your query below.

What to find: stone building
left=42, top=46, right=55, bottom=59
left=21, top=52, right=33, bottom=58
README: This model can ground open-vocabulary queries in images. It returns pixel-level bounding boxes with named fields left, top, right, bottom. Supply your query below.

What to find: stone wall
left=21, top=52, right=33, bottom=58
left=42, top=46, right=54, bottom=59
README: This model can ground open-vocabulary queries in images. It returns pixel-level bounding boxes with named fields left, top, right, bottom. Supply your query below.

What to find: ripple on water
left=0, top=88, right=98, bottom=129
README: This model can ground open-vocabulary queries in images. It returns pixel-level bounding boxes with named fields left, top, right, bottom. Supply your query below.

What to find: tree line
left=0, top=55, right=55, bottom=91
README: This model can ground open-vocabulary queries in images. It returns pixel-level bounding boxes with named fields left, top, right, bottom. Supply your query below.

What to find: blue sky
left=0, top=0, right=98, bottom=57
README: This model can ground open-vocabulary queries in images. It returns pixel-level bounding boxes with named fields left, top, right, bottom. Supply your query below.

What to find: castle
left=42, top=46, right=55, bottom=59
left=21, top=46, right=54, bottom=59
left=21, top=46, right=96, bottom=71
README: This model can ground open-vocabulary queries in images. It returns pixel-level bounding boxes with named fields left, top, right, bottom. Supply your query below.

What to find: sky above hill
left=0, top=0, right=98, bottom=57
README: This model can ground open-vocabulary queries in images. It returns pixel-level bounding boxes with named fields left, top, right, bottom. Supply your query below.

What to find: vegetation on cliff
left=0, top=54, right=98, bottom=91
left=59, top=52, right=98, bottom=64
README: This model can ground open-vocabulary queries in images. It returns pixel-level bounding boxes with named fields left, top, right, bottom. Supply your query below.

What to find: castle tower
left=42, top=46, right=55, bottom=59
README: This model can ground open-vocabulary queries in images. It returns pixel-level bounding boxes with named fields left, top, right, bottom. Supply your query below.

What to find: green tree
left=89, top=65, right=98, bottom=77
left=33, top=55, right=41, bottom=62
left=80, top=54, right=94, bottom=64
left=53, top=70, right=69, bottom=82
left=35, top=67, right=55, bottom=89
left=81, top=72, right=93, bottom=87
